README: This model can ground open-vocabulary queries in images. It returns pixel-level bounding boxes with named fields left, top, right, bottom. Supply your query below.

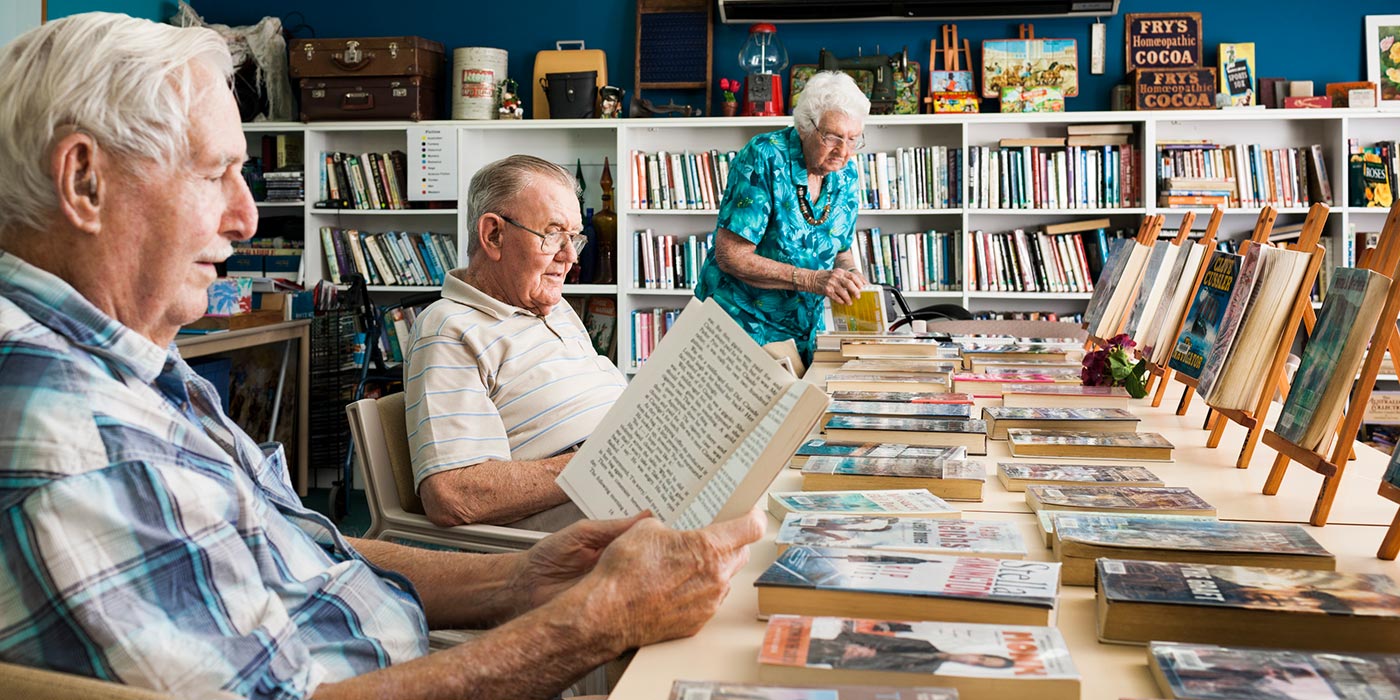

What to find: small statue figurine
left=599, top=85, right=624, bottom=118
left=497, top=78, right=523, bottom=119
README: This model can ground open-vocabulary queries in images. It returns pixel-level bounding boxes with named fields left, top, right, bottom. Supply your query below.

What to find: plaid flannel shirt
left=0, top=252, right=428, bottom=699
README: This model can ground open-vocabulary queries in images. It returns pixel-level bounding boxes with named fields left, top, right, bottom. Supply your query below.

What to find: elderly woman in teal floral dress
left=696, top=71, right=871, bottom=365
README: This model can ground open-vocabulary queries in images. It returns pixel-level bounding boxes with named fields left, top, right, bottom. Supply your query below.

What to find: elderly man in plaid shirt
left=0, top=13, right=762, bottom=700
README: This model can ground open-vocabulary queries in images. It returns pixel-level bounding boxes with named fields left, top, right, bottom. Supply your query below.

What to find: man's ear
left=476, top=213, right=506, bottom=262
left=50, top=131, right=103, bottom=236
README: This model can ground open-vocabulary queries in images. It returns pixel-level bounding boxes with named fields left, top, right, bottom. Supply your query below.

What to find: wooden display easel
left=1380, top=479, right=1400, bottom=559
left=1201, top=203, right=1329, bottom=470
left=1084, top=215, right=1164, bottom=350
left=1261, top=200, right=1400, bottom=528
left=1141, top=207, right=1222, bottom=407
left=1171, top=205, right=1278, bottom=416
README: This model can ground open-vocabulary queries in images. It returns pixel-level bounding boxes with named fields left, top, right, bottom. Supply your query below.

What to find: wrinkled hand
left=510, top=511, right=650, bottom=612
left=811, top=268, right=866, bottom=305
left=576, top=508, right=766, bottom=650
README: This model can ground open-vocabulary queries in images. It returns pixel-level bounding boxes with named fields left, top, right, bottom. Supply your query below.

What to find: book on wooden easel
left=1168, top=252, right=1243, bottom=379
left=1149, top=641, right=1400, bottom=700
left=1273, top=266, right=1392, bottom=451
left=1122, top=240, right=1182, bottom=345
left=1142, top=241, right=1209, bottom=365
left=1081, top=239, right=1140, bottom=336
left=1096, top=559, right=1400, bottom=652
left=801, top=455, right=986, bottom=501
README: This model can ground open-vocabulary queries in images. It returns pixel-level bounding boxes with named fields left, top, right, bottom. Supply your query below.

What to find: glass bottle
left=568, top=207, right=591, bottom=284
left=593, top=157, right=618, bottom=284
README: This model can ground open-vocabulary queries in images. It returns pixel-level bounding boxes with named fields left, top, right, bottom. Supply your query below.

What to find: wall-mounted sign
left=1125, top=12, right=1203, bottom=73
left=1134, top=67, right=1217, bottom=110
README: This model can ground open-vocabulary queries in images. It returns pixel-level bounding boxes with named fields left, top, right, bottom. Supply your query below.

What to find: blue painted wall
left=49, top=0, right=172, bottom=21
left=58, top=0, right=1376, bottom=114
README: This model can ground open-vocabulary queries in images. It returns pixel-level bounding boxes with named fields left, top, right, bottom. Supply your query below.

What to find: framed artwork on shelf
left=1366, top=14, right=1400, bottom=108
left=981, top=38, right=1078, bottom=99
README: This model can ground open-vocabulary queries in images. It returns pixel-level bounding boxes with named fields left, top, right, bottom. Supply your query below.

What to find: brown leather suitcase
left=299, top=76, right=439, bottom=122
left=289, top=37, right=445, bottom=80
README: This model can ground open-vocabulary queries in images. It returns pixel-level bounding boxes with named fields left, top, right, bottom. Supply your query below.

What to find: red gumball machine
left=740, top=23, right=789, bottom=116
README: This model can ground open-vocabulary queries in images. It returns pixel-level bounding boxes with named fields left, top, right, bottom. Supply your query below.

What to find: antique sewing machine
left=817, top=46, right=909, bottom=115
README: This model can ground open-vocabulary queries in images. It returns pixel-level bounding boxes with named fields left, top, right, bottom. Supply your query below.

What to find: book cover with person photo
left=755, top=546, right=1059, bottom=626
left=1169, top=251, right=1242, bottom=379
left=758, top=615, right=1079, bottom=699
left=802, top=456, right=986, bottom=501
left=1149, top=641, right=1400, bottom=700
left=775, top=514, right=1027, bottom=559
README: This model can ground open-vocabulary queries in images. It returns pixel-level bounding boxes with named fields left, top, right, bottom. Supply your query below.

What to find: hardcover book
left=769, top=489, right=960, bottom=520
left=775, top=514, right=1028, bottom=559
left=827, top=400, right=975, bottom=421
left=1007, top=429, right=1175, bottom=461
left=1274, top=266, right=1391, bottom=451
left=840, top=337, right=963, bottom=359
left=802, top=456, right=986, bottom=501
left=825, top=416, right=989, bottom=455
left=669, top=680, right=960, bottom=700
left=1169, top=251, right=1242, bottom=379
left=1149, top=641, right=1400, bottom=700
left=755, top=546, right=1059, bottom=626
left=1096, top=559, right=1400, bottom=652
left=1025, top=485, right=1214, bottom=516
left=827, top=372, right=952, bottom=394
left=996, top=462, right=1164, bottom=491
left=1052, top=515, right=1335, bottom=585
left=982, top=407, right=1139, bottom=440
left=790, top=439, right=967, bottom=468
left=758, top=615, right=1079, bottom=699
left=1000, top=384, right=1132, bottom=409
left=1219, top=43, right=1256, bottom=106
left=830, top=391, right=976, bottom=405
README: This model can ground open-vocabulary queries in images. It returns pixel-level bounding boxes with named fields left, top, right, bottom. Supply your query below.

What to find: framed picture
left=981, top=38, right=1078, bottom=99
left=1366, top=14, right=1400, bottom=107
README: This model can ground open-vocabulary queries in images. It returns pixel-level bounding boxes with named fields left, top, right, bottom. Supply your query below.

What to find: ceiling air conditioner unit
left=718, top=0, right=1118, bottom=23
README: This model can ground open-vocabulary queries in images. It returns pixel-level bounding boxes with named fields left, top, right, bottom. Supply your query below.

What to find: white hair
left=793, top=71, right=871, bottom=135
left=0, top=12, right=234, bottom=236
left=465, top=155, right=578, bottom=260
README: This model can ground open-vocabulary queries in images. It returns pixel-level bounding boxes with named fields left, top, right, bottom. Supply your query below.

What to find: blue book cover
left=1098, top=559, right=1400, bottom=616
left=1168, top=252, right=1242, bottom=378
left=1151, top=642, right=1400, bottom=700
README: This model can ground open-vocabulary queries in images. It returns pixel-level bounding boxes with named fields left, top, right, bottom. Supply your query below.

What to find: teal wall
left=48, top=0, right=173, bottom=21
left=50, top=0, right=1384, bottom=114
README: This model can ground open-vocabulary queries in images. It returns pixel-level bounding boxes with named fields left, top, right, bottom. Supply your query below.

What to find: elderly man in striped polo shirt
left=405, top=155, right=628, bottom=530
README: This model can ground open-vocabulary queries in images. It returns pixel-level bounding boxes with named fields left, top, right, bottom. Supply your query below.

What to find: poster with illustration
left=981, top=38, right=1078, bottom=99
left=1366, top=15, right=1400, bottom=106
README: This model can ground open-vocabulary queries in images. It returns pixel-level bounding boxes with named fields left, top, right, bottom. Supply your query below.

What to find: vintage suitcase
left=299, top=76, right=439, bottom=122
left=532, top=40, right=608, bottom=119
left=290, top=36, right=445, bottom=80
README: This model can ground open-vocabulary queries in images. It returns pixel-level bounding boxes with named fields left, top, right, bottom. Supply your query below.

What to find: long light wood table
left=176, top=319, right=311, bottom=495
left=610, top=380, right=1400, bottom=700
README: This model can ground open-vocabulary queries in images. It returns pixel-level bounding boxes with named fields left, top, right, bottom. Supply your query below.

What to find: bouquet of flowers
left=1082, top=333, right=1149, bottom=398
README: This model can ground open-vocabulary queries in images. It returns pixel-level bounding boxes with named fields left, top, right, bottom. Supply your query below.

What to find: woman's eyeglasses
left=818, top=129, right=865, bottom=151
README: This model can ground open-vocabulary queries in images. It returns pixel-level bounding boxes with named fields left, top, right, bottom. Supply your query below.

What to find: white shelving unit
left=243, top=108, right=1400, bottom=373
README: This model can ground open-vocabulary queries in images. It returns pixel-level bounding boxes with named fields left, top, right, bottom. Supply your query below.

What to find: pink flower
left=1382, top=36, right=1395, bottom=52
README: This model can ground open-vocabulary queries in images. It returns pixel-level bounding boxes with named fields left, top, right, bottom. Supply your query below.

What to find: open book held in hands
left=556, top=298, right=830, bottom=529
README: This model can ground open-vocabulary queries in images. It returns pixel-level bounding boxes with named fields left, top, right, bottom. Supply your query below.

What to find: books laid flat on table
left=1096, top=559, right=1400, bottom=652
left=1274, top=266, right=1391, bottom=451
left=1168, top=251, right=1241, bottom=380
left=755, top=546, right=1060, bottom=626
left=982, top=407, right=1139, bottom=440
left=840, top=337, right=962, bottom=359
left=1007, top=429, right=1174, bottom=461
left=951, top=372, right=1078, bottom=397
left=1000, top=384, right=1132, bottom=409
left=825, top=416, right=989, bottom=455
left=1025, top=485, right=1215, bottom=517
left=956, top=339, right=1084, bottom=369
left=1052, top=514, right=1335, bottom=586
left=768, top=489, right=959, bottom=520
left=997, top=462, right=1164, bottom=491
left=826, top=400, right=975, bottom=422
left=1148, top=641, right=1400, bottom=700
left=557, top=298, right=829, bottom=529
left=802, top=456, right=986, bottom=501
left=790, top=438, right=967, bottom=468
left=827, top=372, right=952, bottom=394
left=776, top=514, right=1027, bottom=559
left=668, top=680, right=960, bottom=700
left=758, top=615, right=1080, bottom=700
left=1037, top=511, right=1217, bottom=548
left=967, top=359, right=1080, bottom=375
left=840, top=359, right=962, bottom=375
left=831, top=390, right=976, bottom=405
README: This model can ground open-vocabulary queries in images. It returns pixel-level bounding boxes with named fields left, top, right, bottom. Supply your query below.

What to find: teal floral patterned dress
left=695, top=126, right=860, bottom=363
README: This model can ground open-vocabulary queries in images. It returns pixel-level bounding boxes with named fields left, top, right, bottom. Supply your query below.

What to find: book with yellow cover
left=831, top=287, right=891, bottom=333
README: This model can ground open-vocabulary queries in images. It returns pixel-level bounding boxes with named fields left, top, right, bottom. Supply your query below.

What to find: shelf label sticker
left=407, top=126, right=457, bottom=201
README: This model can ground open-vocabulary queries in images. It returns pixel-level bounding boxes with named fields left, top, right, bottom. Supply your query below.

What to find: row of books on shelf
left=225, top=240, right=303, bottom=281
left=317, top=150, right=410, bottom=210
left=634, top=229, right=712, bottom=290
left=969, top=227, right=1116, bottom=295
left=848, top=228, right=961, bottom=292
left=320, top=227, right=458, bottom=287
left=630, top=307, right=681, bottom=368
left=1350, top=138, right=1400, bottom=208
left=1155, top=142, right=1331, bottom=209
left=629, top=149, right=735, bottom=211
left=965, top=140, right=1140, bottom=211
left=852, top=147, right=962, bottom=211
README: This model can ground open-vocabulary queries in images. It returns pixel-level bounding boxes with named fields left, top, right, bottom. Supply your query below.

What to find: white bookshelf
left=244, top=108, right=1400, bottom=372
